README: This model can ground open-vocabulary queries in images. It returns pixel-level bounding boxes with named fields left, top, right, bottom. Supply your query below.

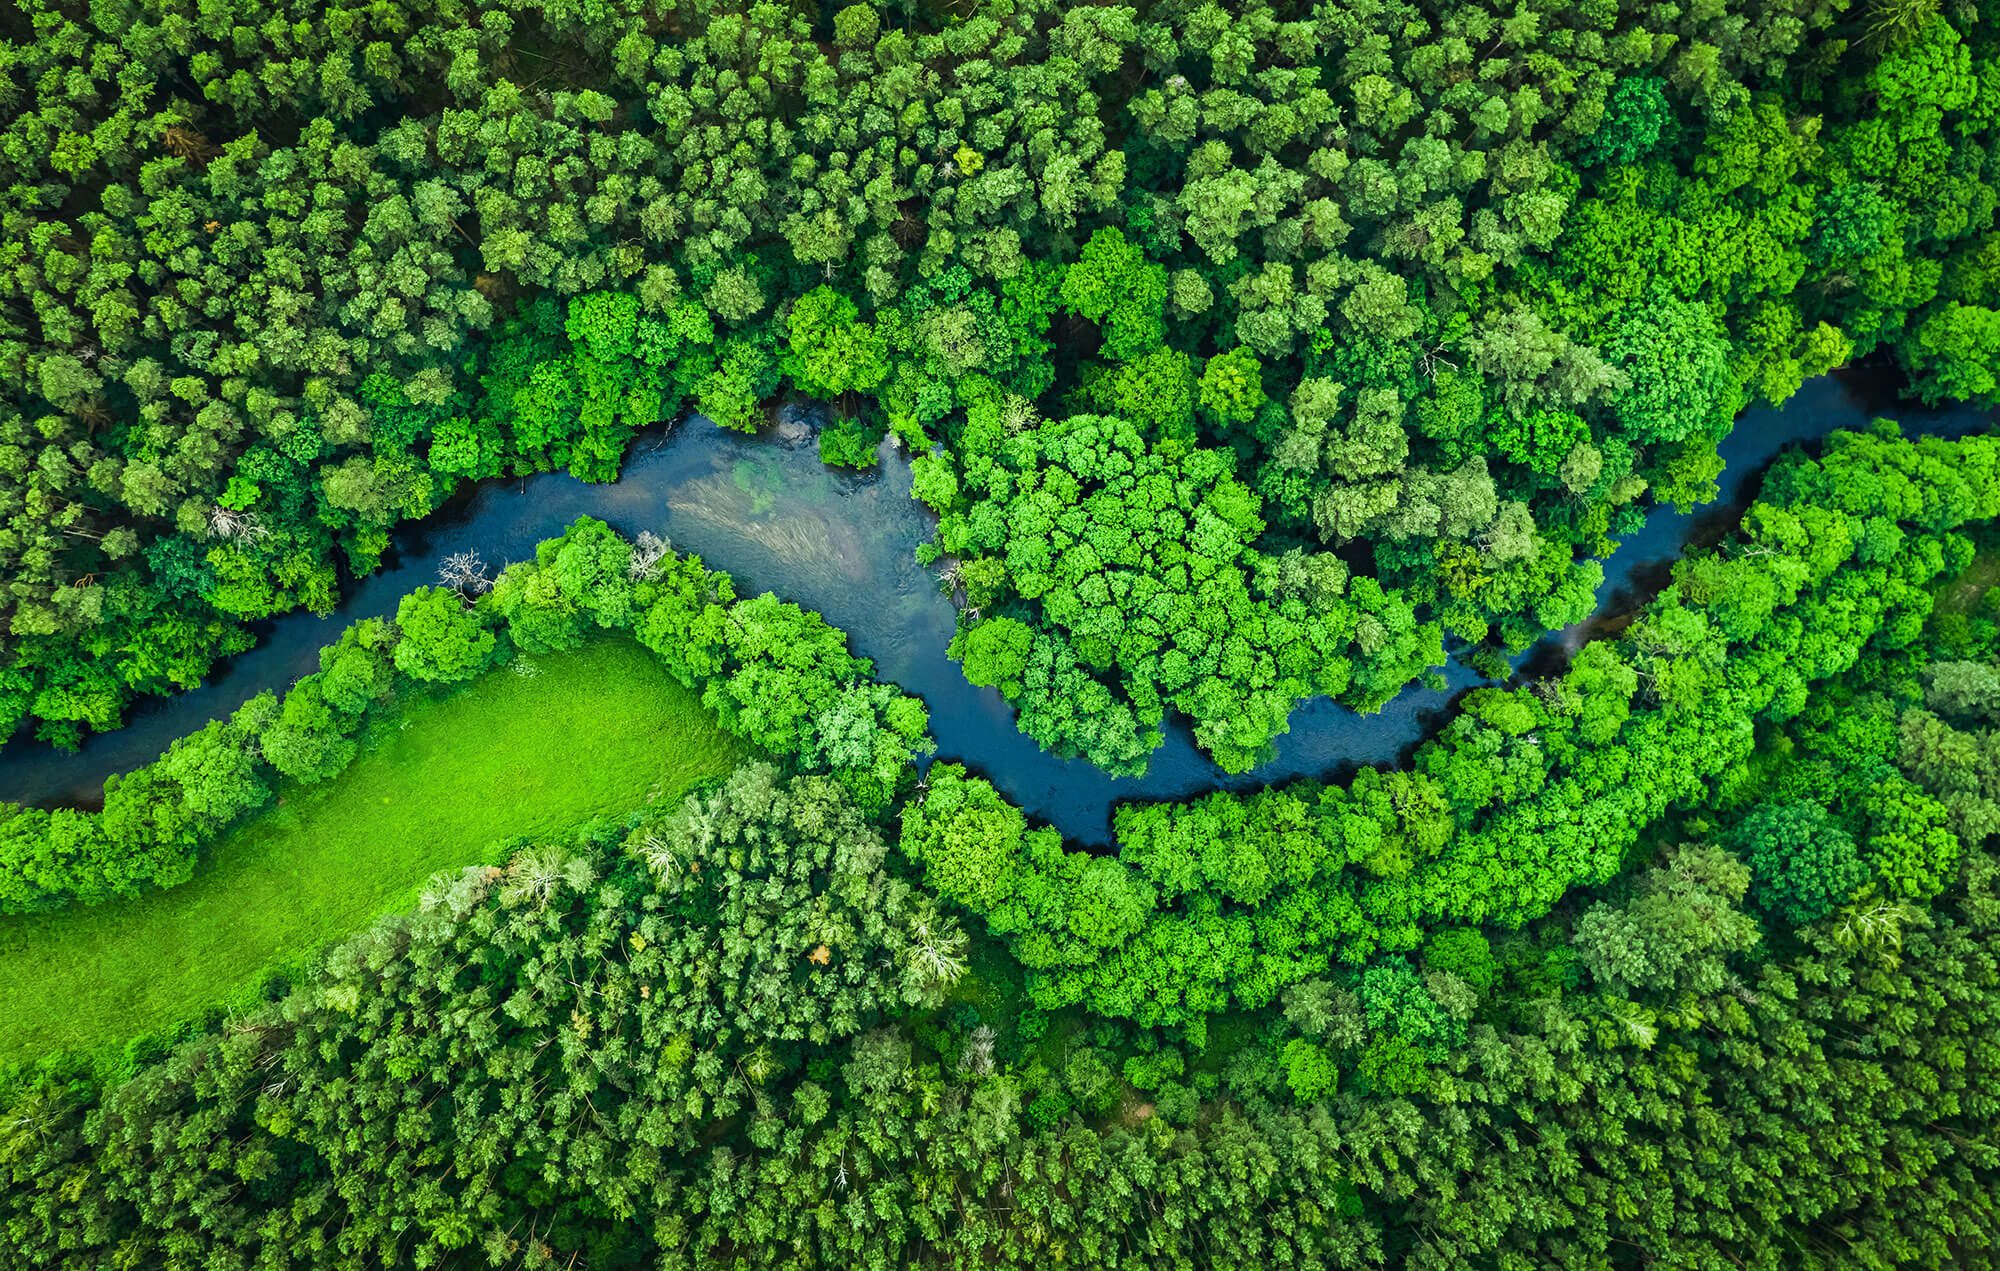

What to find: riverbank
left=0, top=384, right=1992, bottom=845
left=0, top=639, right=743, bottom=1071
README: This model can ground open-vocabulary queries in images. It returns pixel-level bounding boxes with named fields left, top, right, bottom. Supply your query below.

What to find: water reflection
left=0, top=375, right=1989, bottom=845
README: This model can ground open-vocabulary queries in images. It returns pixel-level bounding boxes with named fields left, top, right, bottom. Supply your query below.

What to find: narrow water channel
left=0, top=372, right=1989, bottom=844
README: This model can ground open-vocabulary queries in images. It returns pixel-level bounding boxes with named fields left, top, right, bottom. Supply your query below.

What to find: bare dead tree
left=207, top=505, right=269, bottom=543
left=644, top=414, right=681, bottom=451
left=500, top=847, right=569, bottom=910
left=635, top=832, right=680, bottom=883
left=1001, top=394, right=1039, bottom=434
left=906, top=906, right=969, bottom=989
left=438, top=550, right=493, bottom=597
left=1417, top=340, right=1459, bottom=379
left=959, top=1025, right=998, bottom=1078
left=628, top=530, right=672, bottom=581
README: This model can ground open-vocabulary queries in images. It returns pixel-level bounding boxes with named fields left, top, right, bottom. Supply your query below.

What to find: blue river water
left=0, top=371, right=1989, bottom=844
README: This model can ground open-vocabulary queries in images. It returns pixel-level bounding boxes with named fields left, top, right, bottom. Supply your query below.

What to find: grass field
left=1935, top=544, right=2000, bottom=618
left=0, top=638, right=745, bottom=1069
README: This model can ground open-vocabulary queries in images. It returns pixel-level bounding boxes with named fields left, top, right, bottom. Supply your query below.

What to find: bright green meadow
left=0, top=638, right=743, bottom=1068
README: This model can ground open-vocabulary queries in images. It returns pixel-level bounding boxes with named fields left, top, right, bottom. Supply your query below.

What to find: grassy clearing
left=0, top=638, right=745, bottom=1070
left=1935, top=544, right=2000, bottom=618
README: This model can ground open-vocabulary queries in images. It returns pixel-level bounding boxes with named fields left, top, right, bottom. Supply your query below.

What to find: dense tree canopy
left=0, top=0, right=1992, bottom=772
left=4, top=4, right=2000, bottom=1269
left=897, top=427, right=2000, bottom=1027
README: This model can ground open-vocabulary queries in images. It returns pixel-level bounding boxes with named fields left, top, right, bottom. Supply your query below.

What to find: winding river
left=0, top=371, right=1989, bottom=844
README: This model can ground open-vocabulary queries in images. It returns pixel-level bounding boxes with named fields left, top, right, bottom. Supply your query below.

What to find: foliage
left=392, top=587, right=497, bottom=682
left=0, top=770, right=1371, bottom=1271
left=1573, top=842, right=1762, bottom=992
left=896, top=427, right=2000, bottom=1026
left=1730, top=798, right=1871, bottom=924
left=1324, top=844, right=2000, bottom=1268
left=5, top=6, right=2000, bottom=1266
left=927, top=408, right=1399, bottom=772
left=1897, top=657, right=2000, bottom=850
left=1, top=0, right=1994, bottom=775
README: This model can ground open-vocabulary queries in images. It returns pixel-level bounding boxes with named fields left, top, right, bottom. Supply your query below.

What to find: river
left=0, top=371, right=1989, bottom=844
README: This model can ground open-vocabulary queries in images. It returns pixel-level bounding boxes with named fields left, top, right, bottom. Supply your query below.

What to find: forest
left=1, top=0, right=1998, bottom=1267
